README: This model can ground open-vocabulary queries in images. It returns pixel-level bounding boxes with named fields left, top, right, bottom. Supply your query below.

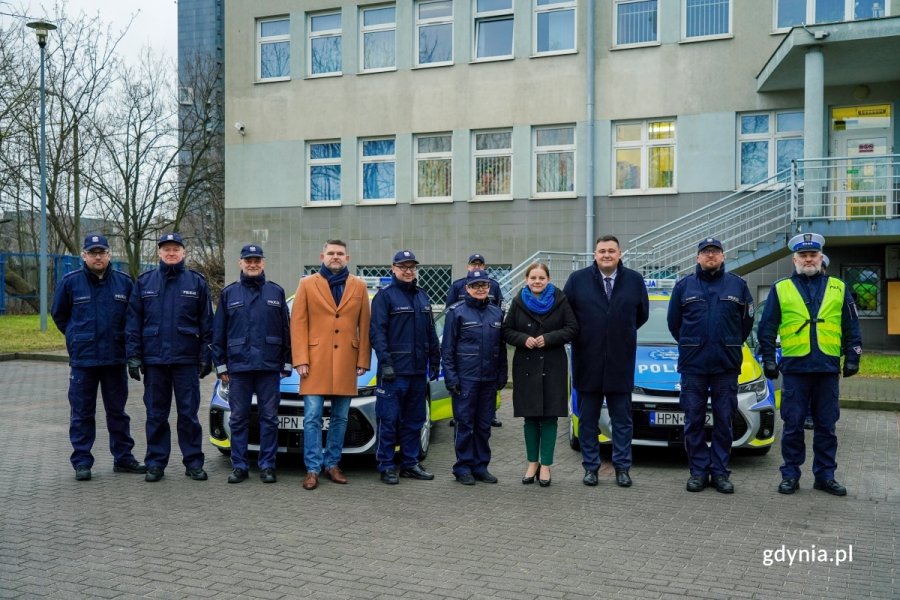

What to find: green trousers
left=523, top=417, right=558, bottom=465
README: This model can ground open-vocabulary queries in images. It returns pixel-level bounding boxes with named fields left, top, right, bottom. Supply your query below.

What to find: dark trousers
left=680, top=373, right=737, bottom=478
left=780, top=372, right=840, bottom=481
left=143, top=365, right=204, bottom=470
left=579, top=391, right=632, bottom=471
left=67, top=365, right=136, bottom=469
left=452, top=380, right=496, bottom=476
left=228, top=371, right=281, bottom=471
left=375, top=375, right=427, bottom=472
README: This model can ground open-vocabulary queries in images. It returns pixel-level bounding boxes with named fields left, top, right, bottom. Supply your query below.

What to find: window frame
left=533, top=0, right=577, bottom=56
left=257, top=16, right=291, bottom=82
left=472, top=128, right=514, bottom=202
left=842, top=265, right=881, bottom=318
left=307, top=140, right=342, bottom=206
left=613, top=0, right=659, bottom=48
left=532, top=124, right=576, bottom=199
left=473, top=0, right=515, bottom=62
left=360, top=4, right=397, bottom=73
left=414, top=133, right=454, bottom=204
left=416, top=0, right=454, bottom=67
left=774, top=0, right=891, bottom=31
left=359, top=136, right=397, bottom=205
left=308, top=10, right=343, bottom=78
left=681, top=0, right=733, bottom=41
left=736, top=110, right=804, bottom=188
left=612, top=118, right=677, bottom=196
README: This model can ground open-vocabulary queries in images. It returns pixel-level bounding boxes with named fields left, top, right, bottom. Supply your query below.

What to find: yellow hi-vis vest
left=775, top=277, right=844, bottom=357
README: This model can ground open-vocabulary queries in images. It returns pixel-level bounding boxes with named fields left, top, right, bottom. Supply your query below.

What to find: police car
left=568, top=279, right=776, bottom=453
left=208, top=282, right=455, bottom=459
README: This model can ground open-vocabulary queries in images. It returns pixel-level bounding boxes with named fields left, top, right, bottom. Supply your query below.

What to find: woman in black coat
left=502, top=263, right=578, bottom=486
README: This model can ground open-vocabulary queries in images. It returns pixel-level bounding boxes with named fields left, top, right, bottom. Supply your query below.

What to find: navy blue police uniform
left=445, top=253, right=504, bottom=308
left=758, top=234, right=861, bottom=494
left=211, top=246, right=291, bottom=480
left=667, top=252, right=754, bottom=487
left=51, top=235, right=144, bottom=477
left=369, top=261, right=441, bottom=478
left=441, top=271, right=507, bottom=481
left=126, top=234, right=213, bottom=479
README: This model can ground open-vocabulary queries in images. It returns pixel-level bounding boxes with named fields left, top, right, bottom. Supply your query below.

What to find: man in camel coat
left=291, top=239, right=371, bottom=490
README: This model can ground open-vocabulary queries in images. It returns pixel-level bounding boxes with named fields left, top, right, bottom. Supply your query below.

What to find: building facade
left=224, top=1, right=900, bottom=349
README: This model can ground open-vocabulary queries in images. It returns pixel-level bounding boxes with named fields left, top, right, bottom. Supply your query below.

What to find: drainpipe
left=585, top=0, right=596, bottom=253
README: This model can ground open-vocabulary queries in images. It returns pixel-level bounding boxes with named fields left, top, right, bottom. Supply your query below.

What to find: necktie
left=604, top=277, right=613, bottom=299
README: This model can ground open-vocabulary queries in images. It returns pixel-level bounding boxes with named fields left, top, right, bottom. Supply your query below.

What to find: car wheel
left=568, top=415, right=580, bottom=451
left=217, top=448, right=231, bottom=456
left=418, top=392, right=432, bottom=460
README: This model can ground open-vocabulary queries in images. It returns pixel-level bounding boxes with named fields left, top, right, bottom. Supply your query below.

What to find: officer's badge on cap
left=466, top=270, right=490, bottom=285
left=240, top=244, right=264, bottom=259
left=392, top=250, right=419, bottom=264
left=82, top=234, right=110, bottom=251
left=467, top=253, right=486, bottom=264
left=158, top=232, right=185, bottom=247
left=697, top=237, right=723, bottom=253
left=788, top=232, right=824, bottom=252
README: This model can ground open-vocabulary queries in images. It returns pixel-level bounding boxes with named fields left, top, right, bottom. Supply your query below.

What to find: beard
left=795, top=264, right=821, bottom=276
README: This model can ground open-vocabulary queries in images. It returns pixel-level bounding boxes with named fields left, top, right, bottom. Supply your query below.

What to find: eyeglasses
left=84, top=250, right=109, bottom=257
left=699, top=248, right=723, bottom=255
left=394, top=264, right=417, bottom=272
left=467, top=282, right=490, bottom=289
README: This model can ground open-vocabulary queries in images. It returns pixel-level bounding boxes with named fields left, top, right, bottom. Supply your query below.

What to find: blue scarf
left=319, top=264, right=349, bottom=306
left=521, top=283, right=556, bottom=315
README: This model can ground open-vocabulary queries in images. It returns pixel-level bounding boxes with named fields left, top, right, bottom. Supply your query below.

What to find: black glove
left=447, top=383, right=461, bottom=396
left=381, top=365, right=396, bottom=382
left=198, top=363, right=213, bottom=379
left=429, top=362, right=441, bottom=381
left=842, top=361, right=859, bottom=378
left=763, top=361, right=779, bottom=381
left=127, top=357, right=142, bottom=381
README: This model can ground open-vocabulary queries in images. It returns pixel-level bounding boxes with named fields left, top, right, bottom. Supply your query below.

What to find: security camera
left=234, top=122, right=245, bottom=135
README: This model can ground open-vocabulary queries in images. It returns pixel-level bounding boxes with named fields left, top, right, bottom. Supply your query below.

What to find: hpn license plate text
left=278, top=416, right=329, bottom=430
left=649, top=411, right=713, bottom=426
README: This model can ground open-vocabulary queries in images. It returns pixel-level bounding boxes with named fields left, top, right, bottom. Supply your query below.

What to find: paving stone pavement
left=0, top=360, right=897, bottom=600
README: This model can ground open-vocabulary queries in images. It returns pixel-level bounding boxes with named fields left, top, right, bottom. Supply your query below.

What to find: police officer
left=758, top=233, right=861, bottom=497
left=126, top=233, right=214, bottom=482
left=369, top=250, right=441, bottom=484
left=211, top=244, right=291, bottom=484
left=667, top=238, right=754, bottom=494
left=441, top=270, right=508, bottom=485
left=51, top=234, right=146, bottom=481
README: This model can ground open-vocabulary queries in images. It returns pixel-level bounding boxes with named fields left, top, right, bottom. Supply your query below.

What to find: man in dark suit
left=563, top=235, right=649, bottom=488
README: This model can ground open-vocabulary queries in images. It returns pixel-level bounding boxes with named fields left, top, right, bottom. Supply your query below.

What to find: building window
left=258, top=17, right=290, bottom=80
left=474, top=0, right=514, bottom=60
left=614, top=0, right=658, bottom=46
left=474, top=129, right=513, bottom=200
left=417, top=0, right=454, bottom=66
left=534, top=0, right=576, bottom=55
left=683, top=0, right=731, bottom=39
left=775, top=0, right=889, bottom=28
left=737, top=111, right=804, bottom=186
left=844, top=265, right=880, bottom=317
left=533, top=125, right=575, bottom=198
left=613, top=119, right=675, bottom=194
left=361, top=5, right=396, bottom=72
left=360, top=137, right=396, bottom=202
left=415, top=134, right=453, bottom=202
left=308, top=141, right=341, bottom=204
left=309, top=11, right=342, bottom=76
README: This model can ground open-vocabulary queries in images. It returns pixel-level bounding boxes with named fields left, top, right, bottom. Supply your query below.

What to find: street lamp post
left=27, top=20, right=56, bottom=332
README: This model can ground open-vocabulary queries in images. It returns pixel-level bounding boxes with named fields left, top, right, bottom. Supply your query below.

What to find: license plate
left=277, top=416, right=330, bottom=430
left=649, top=411, right=713, bottom=426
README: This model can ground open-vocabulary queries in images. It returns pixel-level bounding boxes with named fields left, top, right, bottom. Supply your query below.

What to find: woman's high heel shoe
left=539, top=466, right=551, bottom=487
left=522, top=462, right=539, bottom=484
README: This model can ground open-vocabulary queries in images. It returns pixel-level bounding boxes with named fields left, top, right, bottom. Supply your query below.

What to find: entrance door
left=832, top=133, right=890, bottom=219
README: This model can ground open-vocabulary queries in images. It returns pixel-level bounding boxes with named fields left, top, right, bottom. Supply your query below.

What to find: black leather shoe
left=228, top=468, right=248, bottom=484
left=473, top=471, right=498, bottom=483
left=145, top=467, right=164, bottom=482
left=400, top=464, right=434, bottom=480
left=380, top=468, right=399, bottom=485
left=778, top=478, right=799, bottom=494
left=522, top=474, right=536, bottom=485
left=583, top=470, right=599, bottom=486
left=712, top=475, right=734, bottom=494
left=75, top=466, right=92, bottom=481
left=260, top=468, right=277, bottom=484
left=113, top=459, right=147, bottom=474
left=686, top=475, right=708, bottom=492
left=615, top=469, right=632, bottom=487
left=813, top=479, right=847, bottom=496
left=455, top=472, right=476, bottom=485
left=491, top=418, right=502, bottom=427
left=184, top=466, right=208, bottom=481
left=803, top=416, right=814, bottom=430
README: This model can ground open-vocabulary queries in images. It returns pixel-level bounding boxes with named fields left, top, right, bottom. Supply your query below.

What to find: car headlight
left=217, top=380, right=229, bottom=401
left=738, top=377, right=767, bottom=401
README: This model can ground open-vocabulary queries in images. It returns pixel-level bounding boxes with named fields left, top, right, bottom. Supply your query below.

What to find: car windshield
left=638, top=298, right=676, bottom=345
